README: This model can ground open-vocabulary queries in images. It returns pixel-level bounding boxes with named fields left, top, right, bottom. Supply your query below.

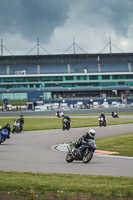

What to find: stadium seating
left=0, top=65, right=7, bottom=75
left=70, top=62, right=98, bottom=73
left=0, top=60, right=131, bottom=75
left=131, top=62, right=133, bottom=71
left=40, top=64, right=67, bottom=74
left=9, top=64, right=37, bottom=74
left=101, top=62, right=128, bottom=72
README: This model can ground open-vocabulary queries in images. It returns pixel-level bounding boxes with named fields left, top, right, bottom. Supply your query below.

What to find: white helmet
left=88, top=129, right=96, bottom=139
left=0, top=125, right=1, bottom=129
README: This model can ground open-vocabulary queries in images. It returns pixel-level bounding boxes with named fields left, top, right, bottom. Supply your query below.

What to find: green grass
left=0, top=171, right=132, bottom=199
left=0, top=117, right=133, bottom=131
left=96, top=133, right=133, bottom=157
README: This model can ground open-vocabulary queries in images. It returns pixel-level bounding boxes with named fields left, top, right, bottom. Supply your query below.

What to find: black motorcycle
left=62, top=119, right=70, bottom=130
left=111, top=112, right=119, bottom=118
left=0, top=129, right=8, bottom=144
left=98, top=117, right=106, bottom=127
left=66, top=140, right=97, bottom=163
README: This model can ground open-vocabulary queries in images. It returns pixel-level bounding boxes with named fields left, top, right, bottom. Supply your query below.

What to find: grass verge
left=0, top=117, right=133, bottom=131
left=96, top=133, right=133, bottom=157
left=0, top=171, right=133, bottom=200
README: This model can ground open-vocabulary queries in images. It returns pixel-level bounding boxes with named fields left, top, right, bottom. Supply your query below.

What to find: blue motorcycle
left=0, top=129, right=8, bottom=144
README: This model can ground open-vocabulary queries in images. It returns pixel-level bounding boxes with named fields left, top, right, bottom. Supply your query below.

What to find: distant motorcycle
left=0, top=129, right=8, bottom=144
left=111, top=112, right=119, bottom=118
left=66, top=140, right=97, bottom=163
left=12, top=120, right=21, bottom=133
left=56, top=111, right=64, bottom=118
left=62, top=119, right=70, bottom=130
left=98, top=117, right=107, bottom=127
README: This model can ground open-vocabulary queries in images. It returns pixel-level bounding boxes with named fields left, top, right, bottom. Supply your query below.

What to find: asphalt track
left=0, top=124, right=133, bottom=177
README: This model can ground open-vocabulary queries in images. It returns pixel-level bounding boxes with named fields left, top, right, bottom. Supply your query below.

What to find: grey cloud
left=0, top=0, right=69, bottom=43
left=1, top=0, right=133, bottom=53
left=71, top=0, right=133, bottom=36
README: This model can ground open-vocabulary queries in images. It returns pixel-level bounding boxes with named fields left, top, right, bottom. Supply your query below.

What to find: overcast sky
left=0, top=0, right=133, bottom=55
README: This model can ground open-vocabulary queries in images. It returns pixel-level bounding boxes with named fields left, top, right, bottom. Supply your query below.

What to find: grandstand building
left=0, top=53, right=133, bottom=103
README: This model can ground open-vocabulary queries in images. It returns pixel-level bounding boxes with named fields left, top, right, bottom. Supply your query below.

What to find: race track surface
left=0, top=124, right=133, bottom=177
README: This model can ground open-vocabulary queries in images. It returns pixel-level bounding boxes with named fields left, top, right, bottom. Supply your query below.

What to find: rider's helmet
left=87, top=129, right=96, bottom=140
left=6, top=124, right=10, bottom=129
left=20, top=115, right=24, bottom=119
left=0, top=125, right=1, bottom=130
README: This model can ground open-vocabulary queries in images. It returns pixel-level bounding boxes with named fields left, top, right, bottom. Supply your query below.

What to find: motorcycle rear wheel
left=83, top=151, right=93, bottom=163
left=66, top=152, right=74, bottom=162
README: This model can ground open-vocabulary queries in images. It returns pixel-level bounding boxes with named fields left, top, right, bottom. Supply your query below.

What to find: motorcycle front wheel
left=20, top=126, right=23, bottom=132
left=66, top=152, right=74, bottom=162
left=0, top=135, right=2, bottom=144
left=63, top=124, right=66, bottom=130
left=104, top=122, right=106, bottom=127
left=83, top=151, right=93, bottom=163
left=17, top=129, right=20, bottom=133
left=12, top=128, right=16, bottom=133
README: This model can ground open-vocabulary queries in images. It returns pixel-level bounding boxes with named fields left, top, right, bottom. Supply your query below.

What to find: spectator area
left=0, top=61, right=131, bottom=75
left=101, top=62, right=129, bottom=72
left=70, top=62, right=98, bottom=73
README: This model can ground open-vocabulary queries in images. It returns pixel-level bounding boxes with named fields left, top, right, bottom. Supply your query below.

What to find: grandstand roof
left=0, top=52, right=133, bottom=65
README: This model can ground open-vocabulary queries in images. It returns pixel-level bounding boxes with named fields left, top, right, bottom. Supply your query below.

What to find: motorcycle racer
left=2, top=124, right=11, bottom=138
left=73, top=129, right=96, bottom=156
